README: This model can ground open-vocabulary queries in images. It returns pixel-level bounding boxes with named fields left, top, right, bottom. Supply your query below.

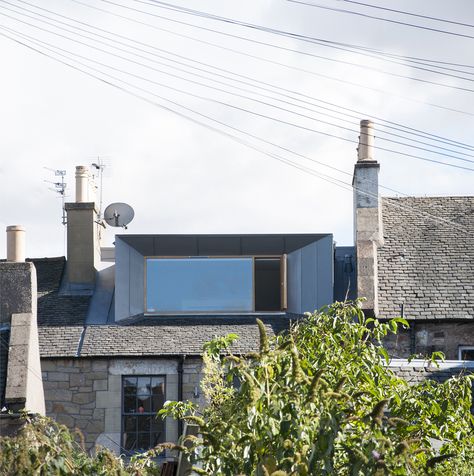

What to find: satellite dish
left=104, top=202, right=134, bottom=229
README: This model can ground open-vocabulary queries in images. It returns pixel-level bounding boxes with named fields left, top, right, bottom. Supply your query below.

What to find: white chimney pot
left=358, top=119, right=375, bottom=162
left=6, top=225, right=26, bottom=262
left=75, top=165, right=90, bottom=203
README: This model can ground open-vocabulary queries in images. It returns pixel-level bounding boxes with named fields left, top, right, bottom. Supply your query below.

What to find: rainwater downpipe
left=402, top=302, right=416, bottom=355
left=178, top=354, right=186, bottom=438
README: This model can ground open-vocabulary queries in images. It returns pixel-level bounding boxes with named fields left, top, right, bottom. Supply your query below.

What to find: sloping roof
left=378, top=196, right=474, bottom=320
left=38, top=326, right=84, bottom=358
left=32, top=257, right=291, bottom=357
left=32, top=257, right=90, bottom=326
left=39, top=317, right=290, bottom=358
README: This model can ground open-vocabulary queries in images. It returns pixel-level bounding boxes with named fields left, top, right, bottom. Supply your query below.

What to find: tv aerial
left=44, top=167, right=67, bottom=225
left=103, top=202, right=134, bottom=229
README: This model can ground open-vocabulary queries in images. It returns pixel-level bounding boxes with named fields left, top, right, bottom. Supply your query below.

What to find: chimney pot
left=75, top=165, right=90, bottom=203
left=358, top=119, right=375, bottom=162
left=6, top=225, right=26, bottom=262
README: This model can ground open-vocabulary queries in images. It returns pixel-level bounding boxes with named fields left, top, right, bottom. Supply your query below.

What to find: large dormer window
left=145, top=257, right=283, bottom=314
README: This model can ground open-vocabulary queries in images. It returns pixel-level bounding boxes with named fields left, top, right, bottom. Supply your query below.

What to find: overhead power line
left=287, top=0, right=474, bottom=40
left=4, top=0, right=474, bottom=156
left=89, top=0, right=474, bottom=94
left=63, top=0, right=474, bottom=118
left=1, top=11, right=473, bottom=172
left=141, top=0, right=474, bottom=73
left=8, top=0, right=474, bottom=148
left=0, top=27, right=470, bottom=235
left=339, top=0, right=474, bottom=29
left=3, top=2, right=472, bottom=157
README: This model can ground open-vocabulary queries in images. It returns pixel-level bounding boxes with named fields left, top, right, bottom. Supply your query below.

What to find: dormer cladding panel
left=119, top=234, right=329, bottom=257
left=114, top=234, right=333, bottom=321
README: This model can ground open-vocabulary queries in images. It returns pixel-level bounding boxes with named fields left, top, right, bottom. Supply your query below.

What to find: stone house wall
left=182, top=357, right=205, bottom=407
left=41, top=355, right=474, bottom=455
left=384, top=322, right=474, bottom=360
left=41, top=358, right=108, bottom=451
left=41, top=356, right=204, bottom=453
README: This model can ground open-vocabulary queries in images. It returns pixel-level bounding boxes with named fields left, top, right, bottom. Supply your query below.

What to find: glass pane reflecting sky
left=146, top=258, right=253, bottom=313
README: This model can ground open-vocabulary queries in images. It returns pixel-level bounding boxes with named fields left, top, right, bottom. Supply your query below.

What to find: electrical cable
left=8, top=0, right=474, bottom=154
left=64, top=0, right=474, bottom=118
left=95, top=1, right=473, bottom=76
left=87, top=0, right=474, bottom=94
left=287, top=0, right=474, bottom=40
left=1, top=14, right=472, bottom=172
left=0, top=22, right=460, bottom=204
left=140, top=0, right=474, bottom=77
left=15, top=0, right=474, bottom=77
left=0, top=27, right=471, bottom=235
left=339, top=0, right=474, bottom=29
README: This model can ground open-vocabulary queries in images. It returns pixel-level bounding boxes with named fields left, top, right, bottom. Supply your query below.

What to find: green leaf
left=378, top=347, right=390, bottom=365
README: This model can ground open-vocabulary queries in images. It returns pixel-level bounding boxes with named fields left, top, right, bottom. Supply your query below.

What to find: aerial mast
left=44, top=168, right=67, bottom=225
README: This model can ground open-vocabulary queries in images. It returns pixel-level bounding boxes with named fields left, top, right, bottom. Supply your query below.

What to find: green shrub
left=0, top=413, right=161, bottom=476
left=1, top=302, right=473, bottom=475
left=160, top=301, right=474, bottom=475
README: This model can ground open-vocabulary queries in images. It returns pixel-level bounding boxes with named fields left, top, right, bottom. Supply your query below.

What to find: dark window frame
left=459, top=346, right=474, bottom=360
left=121, top=375, right=166, bottom=454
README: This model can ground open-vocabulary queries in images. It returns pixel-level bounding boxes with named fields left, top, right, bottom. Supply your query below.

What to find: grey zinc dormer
left=114, top=234, right=334, bottom=322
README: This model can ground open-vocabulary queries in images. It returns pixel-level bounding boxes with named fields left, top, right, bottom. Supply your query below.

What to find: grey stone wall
left=183, top=358, right=205, bottom=408
left=0, top=414, right=26, bottom=437
left=0, top=261, right=36, bottom=325
left=384, top=321, right=474, bottom=360
left=40, top=355, right=474, bottom=455
left=41, top=358, right=108, bottom=451
left=41, top=357, right=205, bottom=453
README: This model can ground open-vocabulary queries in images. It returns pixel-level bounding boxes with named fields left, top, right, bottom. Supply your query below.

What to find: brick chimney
left=65, top=166, right=101, bottom=290
left=353, top=120, right=383, bottom=316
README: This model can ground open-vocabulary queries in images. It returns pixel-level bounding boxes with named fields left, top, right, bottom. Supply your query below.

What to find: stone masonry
left=41, top=358, right=108, bottom=451
left=41, top=356, right=204, bottom=453
left=384, top=321, right=474, bottom=360
left=40, top=354, right=474, bottom=455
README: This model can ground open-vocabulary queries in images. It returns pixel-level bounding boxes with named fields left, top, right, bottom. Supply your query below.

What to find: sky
left=0, top=0, right=473, bottom=258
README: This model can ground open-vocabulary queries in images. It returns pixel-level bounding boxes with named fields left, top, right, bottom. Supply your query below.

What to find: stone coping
left=388, top=359, right=474, bottom=369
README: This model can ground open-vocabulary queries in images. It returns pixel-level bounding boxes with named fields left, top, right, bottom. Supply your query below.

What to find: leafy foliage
left=160, top=301, right=474, bottom=475
left=1, top=302, right=473, bottom=475
left=0, top=413, right=163, bottom=476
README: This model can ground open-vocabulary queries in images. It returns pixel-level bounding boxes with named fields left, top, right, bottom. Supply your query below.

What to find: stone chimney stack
left=65, top=165, right=100, bottom=290
left=6, top=225, right=26, bottom=262
left=353, top=120, right=383, bottom=316
left=0, top=227, right=45, bottom=420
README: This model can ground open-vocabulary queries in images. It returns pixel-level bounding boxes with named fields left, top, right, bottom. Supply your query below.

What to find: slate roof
left=38, top=326, right=84, bottom=358
left=34, top=257, right=291, bottom=357
left=79, top=317, right=288, bottom=357
left=39, top=318, right=289, bottom=358
left=378, top=196, right=474, bottom=320
left=32, top=257, right=90, bottom=326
